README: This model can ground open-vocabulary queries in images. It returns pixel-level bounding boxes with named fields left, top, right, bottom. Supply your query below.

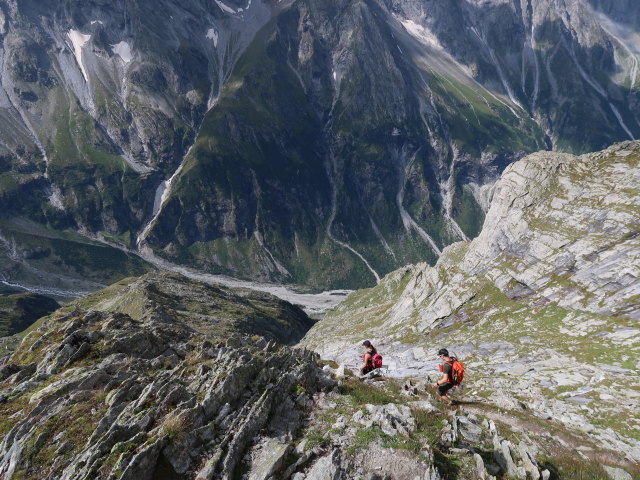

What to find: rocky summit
left=1, top=0, right=639, bottom=290
left=303, top=141, right=640, bottom=465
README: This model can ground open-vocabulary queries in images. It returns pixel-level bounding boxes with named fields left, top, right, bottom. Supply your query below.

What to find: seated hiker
left=431, top=348, right=464, bottom=405
left=359, top=340, right=382, bottom=375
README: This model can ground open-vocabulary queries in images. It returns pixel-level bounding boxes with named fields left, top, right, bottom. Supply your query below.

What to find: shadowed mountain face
left=0, top=292, right=59, bottom=336
left=0, top=0, right=638, bottom=289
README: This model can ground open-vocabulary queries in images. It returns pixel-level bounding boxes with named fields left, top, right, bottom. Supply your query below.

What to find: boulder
left=248, top=438, right=292, bottom=480
left=603, top=466, right=633, bottom=480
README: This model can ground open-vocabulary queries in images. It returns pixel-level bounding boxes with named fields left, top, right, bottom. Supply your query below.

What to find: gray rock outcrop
left=0, top=276, right=331, bottom=479
left=303, top=142, right=640, bottom=461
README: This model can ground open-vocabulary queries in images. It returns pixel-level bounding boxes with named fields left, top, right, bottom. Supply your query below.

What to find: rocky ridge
left=0, top=318, right=630, bottom=480
left=67, top=271, right=316, bottom=345
left=0, top=309, right=329, bottom=479
left=0, top=272, right=333, bottom=479
left=303, top=141, right=640, bottom=462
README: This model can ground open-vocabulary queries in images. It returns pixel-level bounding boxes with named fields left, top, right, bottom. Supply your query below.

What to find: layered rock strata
left=303, top=141, right=640, bottom=461
left=0, top=308, right=330, bottom=479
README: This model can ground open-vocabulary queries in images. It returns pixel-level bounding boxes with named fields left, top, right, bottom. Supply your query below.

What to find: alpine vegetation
left=0, top=0, right=639, bottom=478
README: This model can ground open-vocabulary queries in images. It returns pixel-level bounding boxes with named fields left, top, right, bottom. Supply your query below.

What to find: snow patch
left=401, top=19, right=443, bottom=50
left=67, top=29, right=91, bottom=82
left=206, top=28, right=219, bottom=48
left=151, top=181, right=168, bottom=217
left=215, top=0, right=238, bottom=14
left=137, top=148, right=190, bottom=247
left=111, top=41, right=132, bottom=64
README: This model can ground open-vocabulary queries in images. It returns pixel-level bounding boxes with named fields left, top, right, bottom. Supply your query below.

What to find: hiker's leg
left=437, top=383, right=454, bottom=404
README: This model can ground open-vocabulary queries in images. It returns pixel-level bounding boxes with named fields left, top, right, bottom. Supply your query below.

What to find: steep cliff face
left=0, top=0, right=638, bottom=289
left=303, top=141, right=640, bottom=461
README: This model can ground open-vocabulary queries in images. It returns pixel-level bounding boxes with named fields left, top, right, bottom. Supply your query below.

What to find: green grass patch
left=540, top=453, right=611, bottom=480
left=340, top=378, right=402, bottom=406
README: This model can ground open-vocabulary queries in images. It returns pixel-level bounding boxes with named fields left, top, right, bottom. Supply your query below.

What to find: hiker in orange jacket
left=432, top=348, right=457, bottom=405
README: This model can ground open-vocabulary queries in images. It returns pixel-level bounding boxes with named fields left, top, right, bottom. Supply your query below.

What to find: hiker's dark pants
left=437, top=382, right=454, bottom=396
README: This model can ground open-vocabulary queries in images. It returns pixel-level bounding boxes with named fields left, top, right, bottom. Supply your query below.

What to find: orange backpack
left=447, top=358, right=464, bottom=384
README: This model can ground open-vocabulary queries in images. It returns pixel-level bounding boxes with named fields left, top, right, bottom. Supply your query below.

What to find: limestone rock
left=0, top=296, right=333, bottom=479
left=248, top=438, right=291, bottom=480
left=303, top=142, right=640, bottom=461
left=603, top=466, right=633, bottom=480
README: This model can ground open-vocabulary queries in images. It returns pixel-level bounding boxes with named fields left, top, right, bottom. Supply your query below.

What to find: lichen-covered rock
left=0, top=281, right=333, bottom=479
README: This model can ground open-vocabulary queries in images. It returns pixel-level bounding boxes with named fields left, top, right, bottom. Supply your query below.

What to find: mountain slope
left=4, top=269, right=639, bottom=480
left=71, top=270, right=315, bottom=344
left=303, top=141, right=640, bottom=461
left=1, top=265, right=637, bottom=479
left=0, top=0, right=639, bottom=288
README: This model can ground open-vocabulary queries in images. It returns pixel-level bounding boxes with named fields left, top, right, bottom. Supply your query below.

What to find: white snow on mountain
left=67, top=29, right=91, bottom=82
left=111, top=41, right=133, bottom=63
left=206, top=28, right=219, bottom=47
left=215, top=0, right=237, bottom=14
